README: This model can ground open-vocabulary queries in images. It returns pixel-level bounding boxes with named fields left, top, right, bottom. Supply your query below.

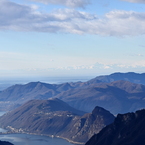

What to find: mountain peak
left=89, top=72, right=145, bottom=85
left=86, top=109, right=145, bottom=145
left=21, top=98, right=85, bottom=116
left=92, top=106, right=110, bottom=115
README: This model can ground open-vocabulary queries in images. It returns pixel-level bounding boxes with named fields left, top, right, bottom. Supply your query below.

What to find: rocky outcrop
left=65, top=106, right=115, bottom=143
left=85, top=109, right=145, bottom=145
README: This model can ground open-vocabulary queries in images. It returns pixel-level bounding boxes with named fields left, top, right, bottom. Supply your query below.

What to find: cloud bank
left=29, top=0, right=90, bottom=8
left=1, top=0, right=145, bottom=36
left=122, top=0, right=145, bottom=4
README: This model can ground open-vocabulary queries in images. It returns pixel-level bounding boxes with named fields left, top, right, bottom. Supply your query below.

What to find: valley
left=0, top=72, right=145, bottom=114
left=0, top=72, right=145, bottom=145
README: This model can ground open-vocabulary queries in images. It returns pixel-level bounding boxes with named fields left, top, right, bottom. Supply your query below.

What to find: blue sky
left=0, top=0, right=145, bottom=78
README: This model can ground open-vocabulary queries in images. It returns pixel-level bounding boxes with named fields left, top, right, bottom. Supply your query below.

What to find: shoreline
left=0, top=126, right=85, bottom=145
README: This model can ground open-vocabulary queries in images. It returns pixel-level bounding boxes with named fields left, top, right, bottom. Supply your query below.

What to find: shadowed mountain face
left=0, top=99, right=114, bottom=144
left=56, top=80, right=145, bottom=114
left=68, top=106, right=115, bottom=142
left=0, top=82, right=75, bottom=111
left=0, top=82, right=74, bottom=102
left=85, top=109, right=145, bottom=145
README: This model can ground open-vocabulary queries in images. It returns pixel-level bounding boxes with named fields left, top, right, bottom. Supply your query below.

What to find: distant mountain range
left=88, top=72, right=145, bottom=85
left=85, top=108, right=145, bottom=145
left=57, top=80, right=145, bottom=114
left=0, top=72, right=145, bottom=114
left=0, top=82, right=75, bottom=111
left=0, top=98, right=114, bottom=144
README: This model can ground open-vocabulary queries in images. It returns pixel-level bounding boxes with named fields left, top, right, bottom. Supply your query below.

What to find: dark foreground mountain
left=85, top=109, right=145, bottom=145
left=0, top=98, right=114, bottom=144
left=0, top=141, right=13, bottom=145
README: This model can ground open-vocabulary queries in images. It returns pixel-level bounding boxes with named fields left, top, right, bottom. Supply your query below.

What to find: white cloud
left=52, top=61, right=145, bottom=71
left=121, top=0, right=145, bottom=4
left=1, top=1, right=145, bottom=36
left=1, top=52, right=145, bottom=77
left=29, top=0, right=90, bottom=8
left=129, top=53, right=144, bottom=57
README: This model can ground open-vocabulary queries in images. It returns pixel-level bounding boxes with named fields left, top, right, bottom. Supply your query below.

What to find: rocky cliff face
left=0, top=99, right=114, bottom=144
left=85, top=109, right=145, bottom=145
left=66, top=106, right=115, bottom=143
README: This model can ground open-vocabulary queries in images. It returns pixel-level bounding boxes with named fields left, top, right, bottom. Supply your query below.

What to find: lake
left=0, top=134, right=75, bottom=145
left=0, top=112, right=75, bottom=145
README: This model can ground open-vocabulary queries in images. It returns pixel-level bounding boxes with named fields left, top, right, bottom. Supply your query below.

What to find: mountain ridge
left=88, top=72, right=145, bottom=85
left=0, top=98, right=114, bottom=144
left=85, top=109, right=145, bottom=145
left=56, top=80, right=145, bottom=114
left=0, top=72, right=145, bottom=114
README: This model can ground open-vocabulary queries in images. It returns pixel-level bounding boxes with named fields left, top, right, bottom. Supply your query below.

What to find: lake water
left=0, top=112, right=75, bottom=145
left=0, top=134, right=74, bottom=145
left=0, top=112, right=7, bottom=133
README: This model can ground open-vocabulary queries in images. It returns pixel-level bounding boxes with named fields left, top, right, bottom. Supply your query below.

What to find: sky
left=0, top=0, right=145, bottom=79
